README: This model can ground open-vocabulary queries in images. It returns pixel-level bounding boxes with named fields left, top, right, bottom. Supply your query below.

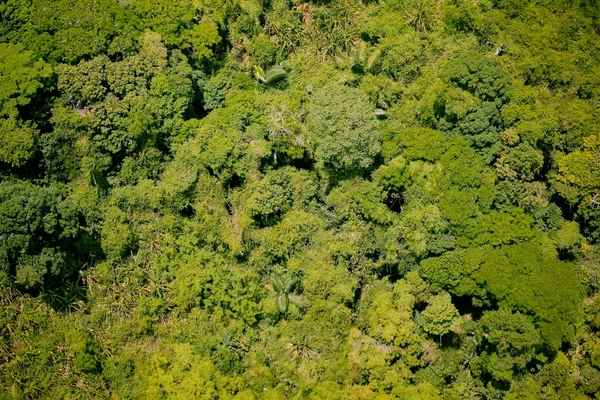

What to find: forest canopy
left=1, top=0, right=600, bottom=399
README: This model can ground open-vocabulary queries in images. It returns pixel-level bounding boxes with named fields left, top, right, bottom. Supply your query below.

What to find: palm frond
left=357, top=41, right=368, bottom=64
left=263, top=68, right=287, bottom=84
left=278, top=293, right=289, bottom=313
left=253, top=65, right=265, bottom=82
left=284, top=277, right=297, bottom=293
left=335, top=54, right=350, bottom=69
left=366, top=48, right=381, bottom=72
left=271, top=276, right=284, bottom=294
left=288, top=294, right=305, bottom=310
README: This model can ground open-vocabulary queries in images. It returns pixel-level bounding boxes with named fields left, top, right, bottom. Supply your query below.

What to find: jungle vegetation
left=1, top=0, right=600, bottom=398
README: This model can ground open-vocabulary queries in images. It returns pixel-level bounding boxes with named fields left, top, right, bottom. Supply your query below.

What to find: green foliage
left=307, top=83, right=381, bottom=171
left=554, top=135, right=600, bottom=239
left=478, top=309, right=541, bottom=382
left=384, top=128, right=448, bottom=162
left=418, top=292, right=461, bottom=338
left=0, top=43, right=51, bottom=118
left=143, top=343, right=236, bottom=399
left=270, top=275, right=304, bottom=313
left=2, top=0, right=600, bottom=398
left=335, top=40, right=382, bottom=75
left=253, top=64, right=288, bottom=85
left=495, top=143, right=544, bottom=181
left=171, top=250, right=264, bottom=324
left=326, top=178, right=394, bottom=226
left=419, top=247, right=483, bottom=298
left=422, top=52, right=514, bottom=160
left=0, top=43, right=50, bottom=167
left=1, top=0, right=133, bottom=63
left=421, top=239, right=585, bottom=351
left=47, top=31, right=197, bottom=181
left=380, top=33, right=428, bottom=83
left=101, top=206, right=135, bottom=261
left=458, top=208, right=536, bottom=247
left=264, top=92, right=307, bottom=161
left=262, top=67, right=287, bottom=84
left=0, top=118, right=36, bottom=167
left=357, top=276, right=424, bottom=354
left=0, top=181, right=97, bottom=289
left=477, top=241, right=585, bottom=351
left=404, top=0, right=439, bottom=32
left=185, top=22, right=221, bottom=60
left=247, top=167, right=316, bottom=224
left=202, top=74, right=230, bottom=110
left=442, top=0, right=479, bottom=33
left=444, top=52, right=512, bottom=104
left=373, top=155, right=410, bottom=196
left=401, top=203, right=450, bottom=258
left=248, top=34, right=278, bottom=69
left=249, top=210, right=325, bottom=269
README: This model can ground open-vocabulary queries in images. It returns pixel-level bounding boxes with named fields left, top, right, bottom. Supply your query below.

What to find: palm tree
left=271, top=276, right=304, bottom=313
left=405, top=0, right=436, bottom=32
left=334, top=41, right=381, bottom=74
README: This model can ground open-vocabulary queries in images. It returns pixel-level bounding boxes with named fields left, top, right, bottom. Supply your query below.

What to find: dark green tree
left=478, top=309, right=541, bottom=382
left=0, top=181, right=97, bottom=290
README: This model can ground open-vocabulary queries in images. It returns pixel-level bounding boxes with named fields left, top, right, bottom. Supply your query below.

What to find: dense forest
left=1, top=0, right=600, bottom=398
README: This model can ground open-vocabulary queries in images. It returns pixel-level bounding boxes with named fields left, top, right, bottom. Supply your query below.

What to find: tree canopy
left=1, top=0, right=600, bottom=398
